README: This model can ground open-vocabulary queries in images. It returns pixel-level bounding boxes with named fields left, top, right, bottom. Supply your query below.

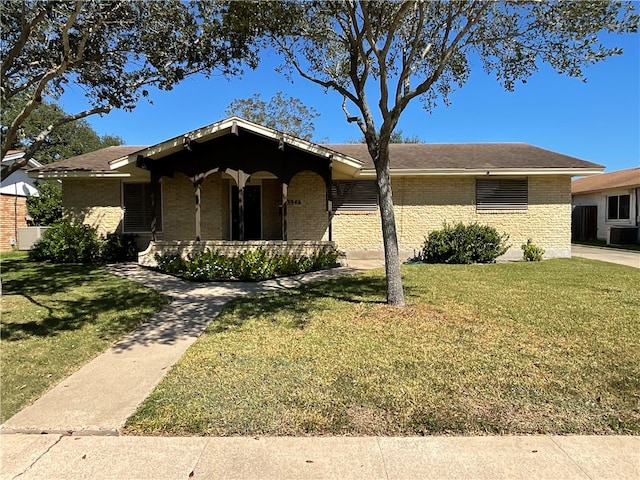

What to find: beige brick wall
left=63, top=178, right=122, bottom=237
left=288, top=171, right=329, bottom=241
left=333, top=175, right=571, bottom=260
left=62, top=174, right=572, bottom=260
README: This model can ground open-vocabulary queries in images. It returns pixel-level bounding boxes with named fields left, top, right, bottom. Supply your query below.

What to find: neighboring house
left=572, top=167, right=640, bottom=245
left=30, top=117, right=603, bottom=262
left=1, top=151, right=42, bottom=251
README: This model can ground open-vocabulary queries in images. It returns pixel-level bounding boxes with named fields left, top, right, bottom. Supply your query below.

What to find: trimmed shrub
left=521, top=239, right=545, bottom=262
left=421, top=222, right=509, bottom=264
left=154, top=246, right=340, bottom=281
left=101, top=233, right=139, bottom=263
left=29, top=219, right=101, bottom=263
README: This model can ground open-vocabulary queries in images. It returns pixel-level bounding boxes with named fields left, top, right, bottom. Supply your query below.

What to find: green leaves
left=225, top=92, right=320, bottom=141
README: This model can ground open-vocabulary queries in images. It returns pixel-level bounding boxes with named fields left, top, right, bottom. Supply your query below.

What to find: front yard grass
left=125, top=258, right=639, bottom=436
left=0, top=252, right=169, bottom=422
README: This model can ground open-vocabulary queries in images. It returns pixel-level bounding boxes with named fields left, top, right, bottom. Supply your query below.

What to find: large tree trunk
left=375, top=146, right=405, bottom=307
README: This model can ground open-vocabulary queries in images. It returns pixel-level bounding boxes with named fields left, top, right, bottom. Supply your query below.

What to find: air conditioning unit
left=608, top=226, right=639, bottom=246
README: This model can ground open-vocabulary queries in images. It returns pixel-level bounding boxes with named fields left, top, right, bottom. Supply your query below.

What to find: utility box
left=17, top=226, right=49, bottom=250
left=608, top=226, right=639, bottom=246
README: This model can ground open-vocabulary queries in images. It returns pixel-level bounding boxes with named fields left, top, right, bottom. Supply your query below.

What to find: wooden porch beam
left=327, top=155, right=333, bottom=242
left=193, top=178, right=202, bottom=242
left=150, top=170, right=160, bottom=241
left=281, top=182, right=288, bottom=241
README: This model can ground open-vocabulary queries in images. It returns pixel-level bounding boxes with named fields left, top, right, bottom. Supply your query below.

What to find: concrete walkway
left=1, top=263, right=375, bottom=435
left=2, top=434, right=638, bottom=479
left=572, top=244, right=640, bottom=268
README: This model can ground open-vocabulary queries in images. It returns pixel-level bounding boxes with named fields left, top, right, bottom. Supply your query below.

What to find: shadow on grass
left=1, top=258, right=102, bottom=296
left=1, top=259, right=165, bottom=342
left=207, top=274, right=392, bottom=334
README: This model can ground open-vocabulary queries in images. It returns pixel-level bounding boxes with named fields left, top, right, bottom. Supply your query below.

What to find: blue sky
left=61, top=32, right=639, bottom=173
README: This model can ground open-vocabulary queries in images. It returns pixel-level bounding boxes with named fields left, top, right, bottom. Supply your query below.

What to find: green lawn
left=0, top=252, right=169, bottom=422
left=125, top=258, right=640, bottom=436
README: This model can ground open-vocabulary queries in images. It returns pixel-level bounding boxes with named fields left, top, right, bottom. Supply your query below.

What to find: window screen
left=476, top=178, right=528, bottom=210
left=331, top=180, right=378, bottom=211
left=123, top=182, right=162, bottom=232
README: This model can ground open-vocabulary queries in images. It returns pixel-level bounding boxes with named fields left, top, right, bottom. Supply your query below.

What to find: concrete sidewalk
left=572, top=245, right=640, bottom=268
left=2, top=434, right=638, bottom=479
left=1, top=263, right=374, bottom=435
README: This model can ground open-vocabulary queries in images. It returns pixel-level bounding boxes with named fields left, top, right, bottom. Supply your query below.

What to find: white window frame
left=606, top=194, right=631, bottom=221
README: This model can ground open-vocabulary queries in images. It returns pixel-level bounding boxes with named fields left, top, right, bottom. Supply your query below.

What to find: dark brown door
left=232, top=185, right=262, bottom=240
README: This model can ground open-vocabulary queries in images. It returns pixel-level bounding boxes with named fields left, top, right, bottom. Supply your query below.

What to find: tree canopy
left=222, top=0, right=638, bottom=305
left=225, top=92, right=320, bottom=141
left=3, top=97, right=123, bottom=164
left=1, top=0, right=258, bottom=179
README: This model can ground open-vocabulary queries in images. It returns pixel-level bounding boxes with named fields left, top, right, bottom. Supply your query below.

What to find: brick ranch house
left=1, top=151, right=41, bottom=251
left=29, top=117, right=604, bottom=263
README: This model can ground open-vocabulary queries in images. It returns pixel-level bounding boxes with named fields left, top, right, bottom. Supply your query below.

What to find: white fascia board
left=2, top=152, right=42, bottom=169
left=110, top=117, right=364, bottom=172
left=356, top=167, right=605, bottom=178
left=30, top=171, right=131, bottom=179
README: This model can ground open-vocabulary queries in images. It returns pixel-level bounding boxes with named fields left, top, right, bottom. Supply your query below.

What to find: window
left=123, top=182, right=162, bottom=232
left=331, top=180, right=378, bottom=211
left=607, top=194, right=630, bottom=220
left=476, top=178, right=528, bottom=211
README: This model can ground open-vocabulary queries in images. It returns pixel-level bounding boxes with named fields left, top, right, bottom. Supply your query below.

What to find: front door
left=231, top=185, right=261, bottom=240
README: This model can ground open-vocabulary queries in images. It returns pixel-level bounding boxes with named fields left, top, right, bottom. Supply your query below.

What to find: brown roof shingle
left=326, top=143, right=602, bottom=170
left=32, top=142, right=602, bottom=174
left=572, top=167, right=640, bottom=194
left=33, top=146, right=146, bottom=172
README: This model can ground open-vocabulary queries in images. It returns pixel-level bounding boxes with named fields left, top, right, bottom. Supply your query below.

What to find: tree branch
left=1, top=7, right=48, bottom=79
left=1, top=105, right=112, bottom=181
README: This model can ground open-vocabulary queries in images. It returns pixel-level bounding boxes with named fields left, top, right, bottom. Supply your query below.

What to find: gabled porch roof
left=110, top=116, right=363, bottom=178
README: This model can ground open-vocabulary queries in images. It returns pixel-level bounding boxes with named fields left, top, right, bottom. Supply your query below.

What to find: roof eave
left=356, top=167, right=605, bottom=178
left=29, top=171, right=131, bottom=179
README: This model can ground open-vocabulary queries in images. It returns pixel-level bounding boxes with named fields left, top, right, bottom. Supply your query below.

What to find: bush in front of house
left=420, top=222, right=509, bottom=264
left=29, top=218, right=101, bottom=263
left=154, top=246, right=340, bottom=281
left=101, top=233, right=139, bottom=263
left=521, top=238, right=545, bottom=262
left=29, top=219, right=139, bottom=263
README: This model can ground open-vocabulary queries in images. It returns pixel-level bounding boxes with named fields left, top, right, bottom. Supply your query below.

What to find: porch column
left=326, top=155, right=333, bottom=242
left=281, top=182, right=288, bottom=241
left=150, top=170, right=160, bottom=242
left=237, top=170, right=249, bottom=241
left=193, top=178, right=202, bottom=242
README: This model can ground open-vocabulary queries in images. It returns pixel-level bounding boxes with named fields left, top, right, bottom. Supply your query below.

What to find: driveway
left=571, top=245, right=640, bottom=268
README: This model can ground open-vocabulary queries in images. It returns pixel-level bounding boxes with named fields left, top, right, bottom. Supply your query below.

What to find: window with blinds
left=331, top=180, right=378, bottom=211
left=476, top=178, right=528, bottom=211
left=123, top=182, right=162, bottom=232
